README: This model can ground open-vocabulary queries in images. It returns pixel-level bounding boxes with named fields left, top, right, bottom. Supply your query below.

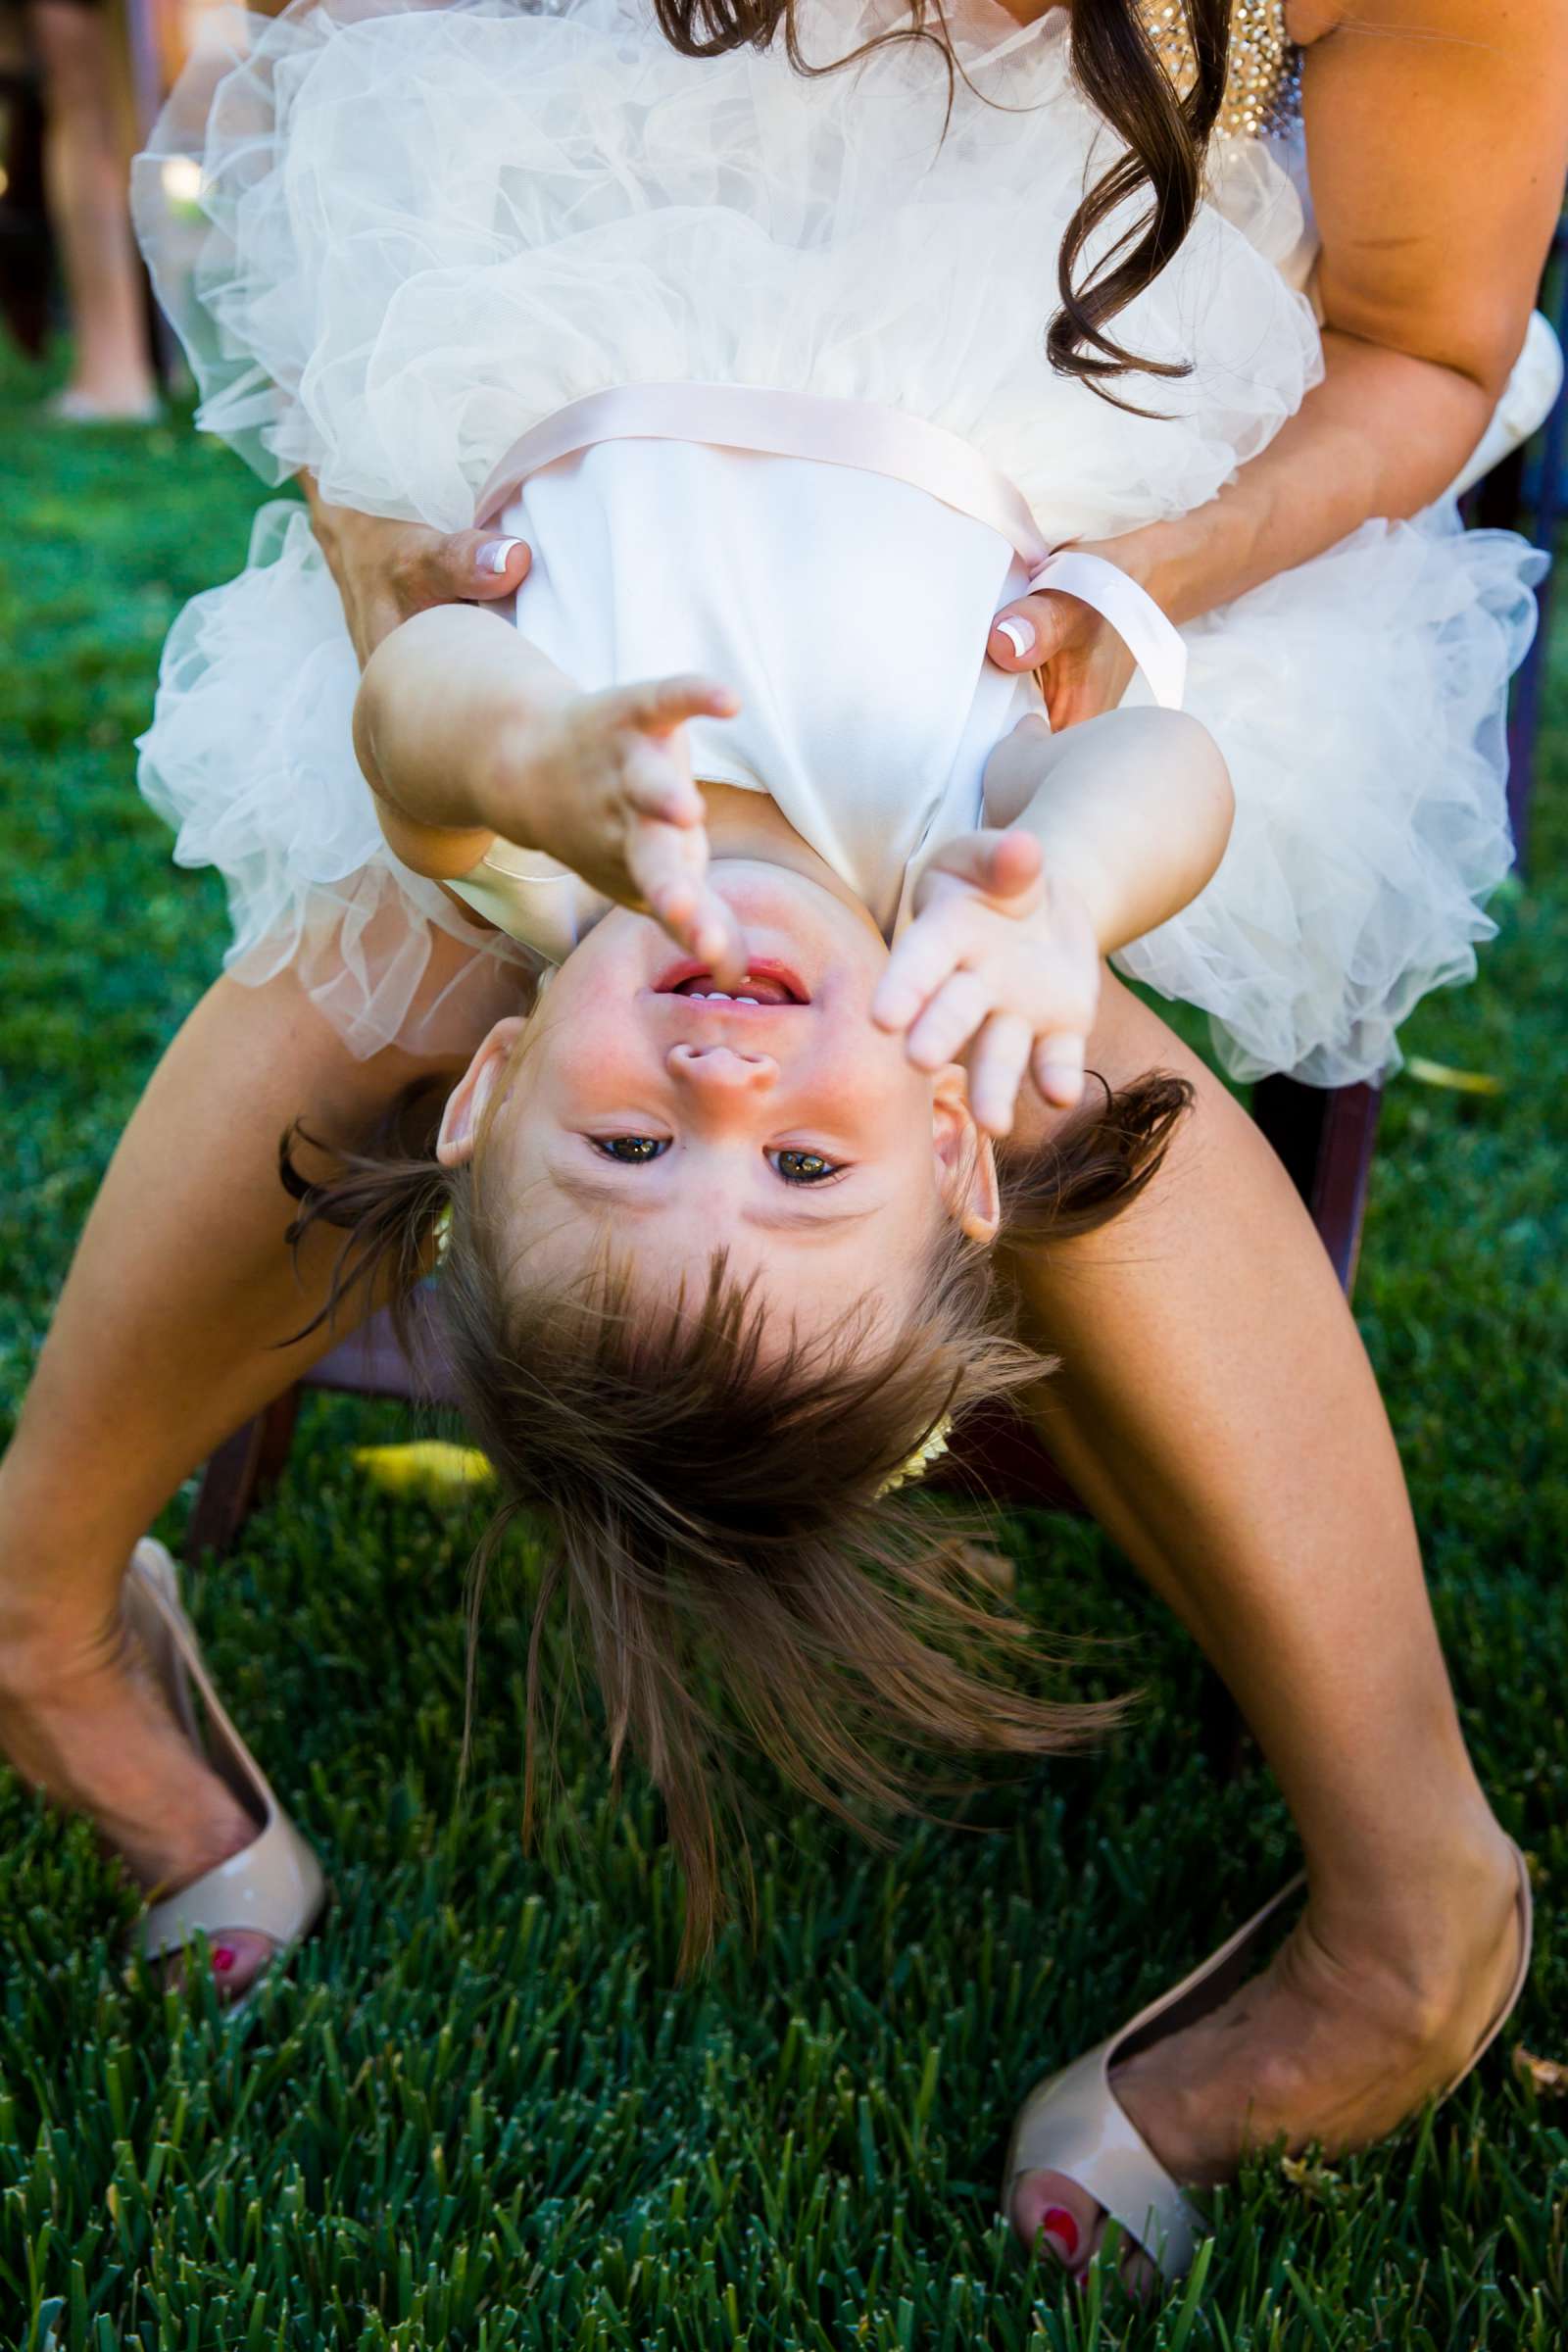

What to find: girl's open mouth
left=652, top=958, right=810, bottom=1006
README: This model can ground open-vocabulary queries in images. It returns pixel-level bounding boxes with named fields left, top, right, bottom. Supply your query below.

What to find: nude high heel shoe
left=1001, top=1840, right=1534, bottom=2286
left=121, top=1539, right=327, bottom=2010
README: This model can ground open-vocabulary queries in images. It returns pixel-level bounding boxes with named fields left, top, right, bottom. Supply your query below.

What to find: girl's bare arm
left=351, top=604, right=563, bottom=878
left=979, top=705, right=1235, bottom=952
left=352, top=604, right=747, bottom=973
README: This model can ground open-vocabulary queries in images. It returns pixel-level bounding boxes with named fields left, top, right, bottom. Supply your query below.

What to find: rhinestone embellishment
left=1135, top=0, right=1303, bottom=142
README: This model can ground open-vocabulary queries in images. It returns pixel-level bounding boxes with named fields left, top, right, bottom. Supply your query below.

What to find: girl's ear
left=436, top=1016, right=529, bottom=1167
left=931, top=1067, right=1002, bottom=1244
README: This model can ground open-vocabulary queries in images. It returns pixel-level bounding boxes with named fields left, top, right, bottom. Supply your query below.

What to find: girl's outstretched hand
left=870, top=829, right=1101, bottom=1135
left=509, top=673, right=749, bottom=985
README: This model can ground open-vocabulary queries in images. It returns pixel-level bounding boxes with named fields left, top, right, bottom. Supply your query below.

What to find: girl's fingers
left=921, top=832, right=1005, bottom=894
left=871, top=909, right=964, bottom=1033
left=1032, top=1030, right=1088, bottom=1109
left=913, top=829, right=1042, bottom=916
left=965, top=1011, right=1033, bottom=1138
left=613, top=672, right=741, bottom=737
left=652, top=880, right=746, bottom=982
left=645, top=873, right=706, bottom=959
left=627, top=817, right=704, bottom=914
left=690, top=894, right=749, bottom=986
left=624, top=750, right=706, bottom=828
left=630, top=823, right=747, bottom=981
left=983, top=828, right=1043, bottom=900
left=904, top=969, right=992, bottom=1073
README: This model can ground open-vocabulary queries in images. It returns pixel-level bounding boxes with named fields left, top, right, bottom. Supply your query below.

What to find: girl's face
left=439, top=862, right=1000, bottom=1349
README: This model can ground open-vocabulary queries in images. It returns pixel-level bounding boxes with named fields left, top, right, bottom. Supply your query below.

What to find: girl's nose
left=665, top=1042, right=779, bottom=1092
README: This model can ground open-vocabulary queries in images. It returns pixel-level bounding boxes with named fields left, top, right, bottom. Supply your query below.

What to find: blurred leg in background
left=29, top=0, right=157, bottom=418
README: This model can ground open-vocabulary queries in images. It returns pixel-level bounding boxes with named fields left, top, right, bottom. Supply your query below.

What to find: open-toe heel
left=121, top=1539, right=327, bottom=2014
left=1000, top=1842, right=1533, bottom=2287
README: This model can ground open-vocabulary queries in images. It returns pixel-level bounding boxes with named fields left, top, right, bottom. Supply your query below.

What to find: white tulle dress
left=132, top=0, right=1556, bottom=1081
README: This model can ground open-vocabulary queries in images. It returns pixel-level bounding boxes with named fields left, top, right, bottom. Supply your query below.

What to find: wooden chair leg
left=185, top=1388, right=301, bottom=1563
left=1250, top=1076, right=1382, bottom=1297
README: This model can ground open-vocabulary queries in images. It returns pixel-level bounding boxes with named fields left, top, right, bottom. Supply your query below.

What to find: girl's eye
left=769, top=1148, right=843, bottom=1185
left=592, top=1136, right=668, bottom=1164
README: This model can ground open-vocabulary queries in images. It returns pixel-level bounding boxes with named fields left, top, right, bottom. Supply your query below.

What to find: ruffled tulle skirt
left=1130, top=513, right=1543, bottom=1083
left=139, top=503, right=525, bottom=1056
left=133, top=0, right=1549, bottom=1080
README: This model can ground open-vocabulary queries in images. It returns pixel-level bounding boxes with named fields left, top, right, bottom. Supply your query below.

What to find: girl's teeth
left=672, top=980, right=770, bottom=1004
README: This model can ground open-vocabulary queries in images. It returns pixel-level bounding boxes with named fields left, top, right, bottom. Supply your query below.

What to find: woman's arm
left=990, top=0, right=1568, bottom=716
left=1133, top=0, right=1568, bottom=618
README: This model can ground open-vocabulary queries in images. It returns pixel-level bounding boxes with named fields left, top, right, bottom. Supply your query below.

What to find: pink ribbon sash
left=475, top=381, right=1187, bottom=710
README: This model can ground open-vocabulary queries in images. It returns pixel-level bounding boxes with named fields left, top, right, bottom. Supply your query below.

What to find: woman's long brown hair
left=650, top=0, right=1231, bottom=402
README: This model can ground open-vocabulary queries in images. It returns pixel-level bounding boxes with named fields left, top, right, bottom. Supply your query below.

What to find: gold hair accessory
left=431, top=1201, right=454, bottom=1266
left=878, top=1412, right=956, bottom=1498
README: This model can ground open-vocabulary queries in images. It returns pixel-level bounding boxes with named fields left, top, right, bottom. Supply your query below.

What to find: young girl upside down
left=279, top=535, right=1231, bottom=1956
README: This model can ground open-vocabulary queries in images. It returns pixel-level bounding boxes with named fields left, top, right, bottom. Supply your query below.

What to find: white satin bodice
left=448, top=439, right=1043, bottom=961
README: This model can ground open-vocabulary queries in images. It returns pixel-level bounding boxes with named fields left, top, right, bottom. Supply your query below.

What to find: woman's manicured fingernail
left=995, top=615, right=1036, bottom=660
left=1039, top=2206, right=1080, bottom=2261
left=477, top=537, right=523, bottom=576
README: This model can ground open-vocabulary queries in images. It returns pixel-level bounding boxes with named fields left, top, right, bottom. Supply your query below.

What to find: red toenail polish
left=213, top=1946, right=236, bottom=1974
left=1039, top=2207, right=1080, bottom=2261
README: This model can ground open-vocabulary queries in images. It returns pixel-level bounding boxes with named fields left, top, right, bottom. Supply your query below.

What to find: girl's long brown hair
left=651, top=0, right=1231, bottom=401
left=280, top=1063, right=1190, bottom=1968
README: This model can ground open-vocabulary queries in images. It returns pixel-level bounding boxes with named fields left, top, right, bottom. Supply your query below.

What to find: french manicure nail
left=995, top=615, right=1036, bottom=660
left=477, top=537, right=523, bottom=576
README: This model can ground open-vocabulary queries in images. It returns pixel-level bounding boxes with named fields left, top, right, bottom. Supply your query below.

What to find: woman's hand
left=304, top=478, right=534, bottom=668
left=984, top=538, right=1157, bottom=729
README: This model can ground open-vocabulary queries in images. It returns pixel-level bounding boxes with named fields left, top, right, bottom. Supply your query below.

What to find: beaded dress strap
left=1136, top=0, right=1302, bottom=140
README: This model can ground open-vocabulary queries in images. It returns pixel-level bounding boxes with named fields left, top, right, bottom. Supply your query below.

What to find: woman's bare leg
left=0, top=967, right=467, bottom=1993
left=1004, top=975, right=1521, bottom=2286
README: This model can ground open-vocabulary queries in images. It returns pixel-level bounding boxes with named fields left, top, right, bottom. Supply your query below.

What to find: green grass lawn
left=2, top=343, right=1566, bottom=2351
